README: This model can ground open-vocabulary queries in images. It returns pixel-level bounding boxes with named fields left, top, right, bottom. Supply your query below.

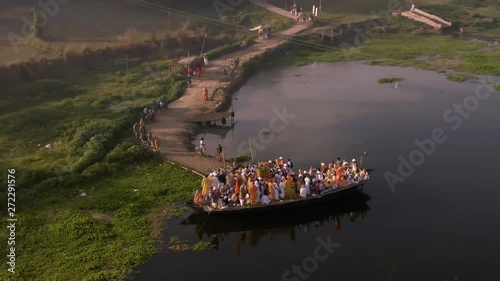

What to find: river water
left=135, top=62, right=500, bottom=281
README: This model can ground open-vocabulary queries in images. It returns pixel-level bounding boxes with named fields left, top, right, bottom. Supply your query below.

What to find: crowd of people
left=193, top=156, right=370, bottom=210
left=132, top=98, right=168, bottom=153
left=185, top=54, right=209, bottom=88
left=290, top=4, right=316, bottom=22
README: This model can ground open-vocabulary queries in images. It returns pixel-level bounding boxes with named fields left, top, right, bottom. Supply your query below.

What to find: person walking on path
left=153, top=138, right=159, bottom=153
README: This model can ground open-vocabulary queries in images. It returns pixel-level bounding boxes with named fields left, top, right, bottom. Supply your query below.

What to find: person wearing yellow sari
left=290, top=180, right=297, bottom=199
left=268, top=180, right=275, bottom=201
left=201, top=175, right=211, bottom=196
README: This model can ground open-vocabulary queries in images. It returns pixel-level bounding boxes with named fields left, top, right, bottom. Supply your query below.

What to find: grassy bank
left=0, top=49, right=201, bottom=280
left=0, top=161, right=200, bottom=280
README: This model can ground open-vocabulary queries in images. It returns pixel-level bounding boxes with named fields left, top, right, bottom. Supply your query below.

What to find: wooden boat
left=186, top=169, right=373, bottom=215
left=182, top=191, right=371, bottom=235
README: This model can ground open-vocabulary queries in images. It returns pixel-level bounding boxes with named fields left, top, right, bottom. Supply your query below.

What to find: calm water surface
left=135, top=62, right=500, bottom=281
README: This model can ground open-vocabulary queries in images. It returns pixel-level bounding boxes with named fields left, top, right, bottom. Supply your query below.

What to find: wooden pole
left=248, top=138, right=254, bottom=164
left=331, top=29, right=333, bottom=41
left=125, top=54, right=128, bottom=74
left=322, top=29, right=324, bottom=39
left=218, top=136, right=226, bottom=169
left=200, top=34, right=207, bottom=56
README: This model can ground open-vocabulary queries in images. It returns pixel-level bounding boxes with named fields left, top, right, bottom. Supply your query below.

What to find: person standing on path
left=203, top=54, right=209, bottom=66
left=153, top=138, right=159, bottom=153
left=133, top=122, right=139, bottom=141
left=203, top=87, right=209, bottom=101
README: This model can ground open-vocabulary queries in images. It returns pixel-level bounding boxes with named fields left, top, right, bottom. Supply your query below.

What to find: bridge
left=401, top=8, right=452, bottom=29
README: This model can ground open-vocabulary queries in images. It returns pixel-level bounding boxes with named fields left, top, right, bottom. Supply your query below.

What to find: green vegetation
left=168, top=236, right=191, bottom=251
left=495, top=84, right=500, bottom=91
left=378, top=77, right=404, bottom=83
left=452, top=50, right=500, bottom=76
left=0, top=161, right=200, bottom=280
left=193, top=241, right=215, bottom=251
left=445, top=73, right=475, bottom=82
left=233, top=155, right=252, bottom=163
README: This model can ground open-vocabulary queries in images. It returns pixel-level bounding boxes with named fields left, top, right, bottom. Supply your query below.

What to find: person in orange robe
left=248, top=178, right=257, bottom=205
left=268, top=180, right=275, bottom=201
left=235, top=175, right=240, bottom=194
left=284, top=177, right=292, bottom=198
left=336, top=166, right=343, bottom=187
left=202, top=87, right=209, bottom=101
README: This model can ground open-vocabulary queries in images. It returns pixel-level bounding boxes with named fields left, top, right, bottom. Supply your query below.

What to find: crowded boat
left=193, top=156, right=370, bottom=210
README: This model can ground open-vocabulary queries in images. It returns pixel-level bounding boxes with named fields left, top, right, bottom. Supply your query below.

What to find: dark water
left=134, top=62, right=500, bottom=281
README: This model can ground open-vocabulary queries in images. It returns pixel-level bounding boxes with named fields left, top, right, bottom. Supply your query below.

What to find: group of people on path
left=186, top=54, right=209, bottom=88
left=290, top=4, right=316, bottom=22
left=132, top=98, right=168, bottom=153
left=193, top=156, right=370, bottom=210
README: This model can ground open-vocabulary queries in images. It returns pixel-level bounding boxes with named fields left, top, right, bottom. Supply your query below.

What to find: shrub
left=72, top=133, right=115, bottom=173
left=167, top=80, right=187, bottom=101
left=82, top=162, right=123, bottom=178
left=34, top=173, right=87, bottom=192
left=17, top=169, right=54, bottom=190
left=83, top=271, right=121, bottom=281
left=70, top=119, right=123, bottom=151
left=233, top=154, right=251, bottom=163
left=105, top=142, right=155, bottom=164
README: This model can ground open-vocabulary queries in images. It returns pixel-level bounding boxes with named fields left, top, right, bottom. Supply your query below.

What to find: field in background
left=0, top=0, right=291, bottom=65
left=269, top=0, right=500, bottom=34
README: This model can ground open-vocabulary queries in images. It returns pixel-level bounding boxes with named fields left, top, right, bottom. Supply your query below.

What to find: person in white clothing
left=211, top=173, right=219, bottom=188
left=260, top=193, right=271, bottom=204
left=273, top=182, right=280, bottom=200
left=299, top=184, right=307, bottom=198
left=279, top=180, right=285, bottom=199
left=347, top=175, right=354, bottom=185
left=203, top=54, right=209, bottom=66
left=304, top=176, right=311, bottom=195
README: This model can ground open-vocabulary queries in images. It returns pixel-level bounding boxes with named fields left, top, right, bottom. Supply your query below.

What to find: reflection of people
left=333, top=216, right=341, bottom=231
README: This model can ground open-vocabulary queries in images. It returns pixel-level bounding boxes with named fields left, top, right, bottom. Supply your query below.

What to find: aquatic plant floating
left=377, top=77, right=404, bottom=84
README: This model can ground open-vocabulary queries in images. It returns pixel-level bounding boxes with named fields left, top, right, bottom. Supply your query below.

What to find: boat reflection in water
left=180, top=191, right=371, bottom=252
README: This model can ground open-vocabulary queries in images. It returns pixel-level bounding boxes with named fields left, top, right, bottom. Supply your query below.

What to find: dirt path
left=148, top=4, right=312, bottom=175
